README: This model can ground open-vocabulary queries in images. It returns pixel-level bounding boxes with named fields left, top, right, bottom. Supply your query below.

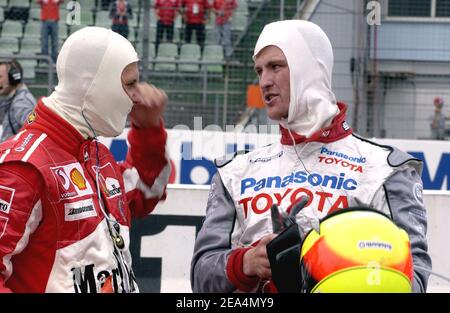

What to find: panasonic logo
left=240, top=171, right=357, bottom=194
left=320, top=147, right=366, bottom=164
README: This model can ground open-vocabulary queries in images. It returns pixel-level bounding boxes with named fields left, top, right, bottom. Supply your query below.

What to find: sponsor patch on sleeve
left=413, top=183, right=423, bottom=204
left=0, top=185, right=15, bottom=214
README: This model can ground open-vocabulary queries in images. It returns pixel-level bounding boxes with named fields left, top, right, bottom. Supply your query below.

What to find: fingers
left=135, top=82, right=168, bottom=109
left=260, top=233, right=277, bottom=245
left=242, top=233, right=277, bottom=279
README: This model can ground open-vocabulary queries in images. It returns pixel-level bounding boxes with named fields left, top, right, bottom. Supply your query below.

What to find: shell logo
left=70, top=168, right=87, bottom=190
left=27, top=111, right=36, bottom=124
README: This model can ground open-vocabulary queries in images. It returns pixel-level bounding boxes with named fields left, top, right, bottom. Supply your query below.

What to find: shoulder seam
left=214, top=150, right=251, bottom=168
left=351, top=133, right=421, bottom=168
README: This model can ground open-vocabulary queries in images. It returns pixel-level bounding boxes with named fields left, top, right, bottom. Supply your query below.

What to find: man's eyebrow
left=267, top=59, right=287, bottom=65
left=254, top=59, right=287, bottom=70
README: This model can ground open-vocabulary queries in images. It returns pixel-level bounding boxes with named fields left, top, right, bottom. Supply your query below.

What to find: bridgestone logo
left=64, top=199, right=97, bottom=221
left=68, top=205, right=94, bottom=216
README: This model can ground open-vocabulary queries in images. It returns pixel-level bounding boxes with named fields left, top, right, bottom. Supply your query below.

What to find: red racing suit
left=0, top=101, right=170, bottom=293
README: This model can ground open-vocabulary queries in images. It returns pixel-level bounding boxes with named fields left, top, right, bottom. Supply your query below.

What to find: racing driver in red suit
left=0, top=27, right=171, bottom=293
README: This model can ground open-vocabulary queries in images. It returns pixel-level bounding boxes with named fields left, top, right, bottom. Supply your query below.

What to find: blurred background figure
left=154, top=0, right=181, bottom=52
left=0, top=60, right=36, bottom=143
left=212, top=0, right=237, bottom=57
left=37, top=0, right=64, bottom=64
left=109, top=0, right=133, bottom=38
left=430, top=96, right=449, bottom=140
left=181, top=0, right=210, bottom=50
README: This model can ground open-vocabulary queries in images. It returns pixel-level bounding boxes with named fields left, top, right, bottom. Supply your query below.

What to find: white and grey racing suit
left=191, top=133, right=432, bottom=293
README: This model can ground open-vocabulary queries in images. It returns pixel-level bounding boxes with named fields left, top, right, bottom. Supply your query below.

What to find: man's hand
left=243, top=234, right=277, bottom=279
left=129, top=82, right=167, bottom=128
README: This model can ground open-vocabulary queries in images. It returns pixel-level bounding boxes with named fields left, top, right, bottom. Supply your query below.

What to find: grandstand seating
left=12, top=0, right=30, bottom=8
left=58, top=22, right=68, bottom=40
left=231, top=13, right=247, bottom=32
left=24, top=21, right=41, bottom=38
left=20, top=57, right=37, bottom=79
left=134, top=41, right=156, bottom=60
left=95, top=10, right=111, bottom=28
left=154, top=42, right=178, bottom=71
left=20, top=37, right=41, bottom=54
left=29, top=7, right=40, bottom=21
left=202, top=44, right=224, bottom=73
left=179, top=43, right=201, bottom=72
left=1, top=20, right=23, bottom=39
left=237, top=0, right=249, bottom=16
left=0, top=37, right=19, bottom=54
left=205, top=30, right=217, bottom=45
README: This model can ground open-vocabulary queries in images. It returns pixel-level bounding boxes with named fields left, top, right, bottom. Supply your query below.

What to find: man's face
left=254, top=45, right=290, bottom=120
left=0, top=64, right=13, bottom=96
left=121, top=62, right=140, bottom=105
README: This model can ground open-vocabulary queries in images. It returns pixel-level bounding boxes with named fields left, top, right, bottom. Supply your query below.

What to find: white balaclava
left=43, top=27, right=139, bottom=138
left=253, top=20, right=339, bottom=138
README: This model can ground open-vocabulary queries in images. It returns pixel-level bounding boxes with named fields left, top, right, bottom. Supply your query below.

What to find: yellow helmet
left=299, top=208, right=413, bottom=293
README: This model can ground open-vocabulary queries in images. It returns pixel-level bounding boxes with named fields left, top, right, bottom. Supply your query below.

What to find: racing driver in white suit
left=191, top=20, right=432, bottom=293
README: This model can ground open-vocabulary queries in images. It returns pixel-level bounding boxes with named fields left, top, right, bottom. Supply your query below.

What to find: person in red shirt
left=212, top=0, right=237, bottom=57
left=181, top=0, right=210, bottom=49
left=109, top=0, right=133, bottom=39
left=154, top=0, right=180, bottom=51
left=37, top=0, right=64, bottom=64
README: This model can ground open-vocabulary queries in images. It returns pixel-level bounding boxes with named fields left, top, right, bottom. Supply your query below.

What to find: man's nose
left=259, top=71, right=274, bottom=90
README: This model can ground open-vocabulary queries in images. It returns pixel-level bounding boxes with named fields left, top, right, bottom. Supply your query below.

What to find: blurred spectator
left=181, top=0, right=210, bottom=49
left=212, top=0, right=237, bottom=57
left=37, top=0, right=64, bottom=64
left=109, top=0, right=133, bottom=39
left=430, top=96, right=450, bottom=140
left=0, top=60, right=37, bottom=143
left=154, top=0, right=181, bottom=51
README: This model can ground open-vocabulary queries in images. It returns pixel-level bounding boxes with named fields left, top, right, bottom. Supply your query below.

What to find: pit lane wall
left=99, top=129, right=450, bottom=293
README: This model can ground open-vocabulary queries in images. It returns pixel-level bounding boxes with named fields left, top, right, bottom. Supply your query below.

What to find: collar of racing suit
left=25, top=100, right=87, bottom=159
left=280, top=102, right=352, bottom=145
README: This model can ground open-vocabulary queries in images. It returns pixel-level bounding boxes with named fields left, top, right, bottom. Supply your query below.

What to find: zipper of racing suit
left=82, top=110, right=135, bottom=293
